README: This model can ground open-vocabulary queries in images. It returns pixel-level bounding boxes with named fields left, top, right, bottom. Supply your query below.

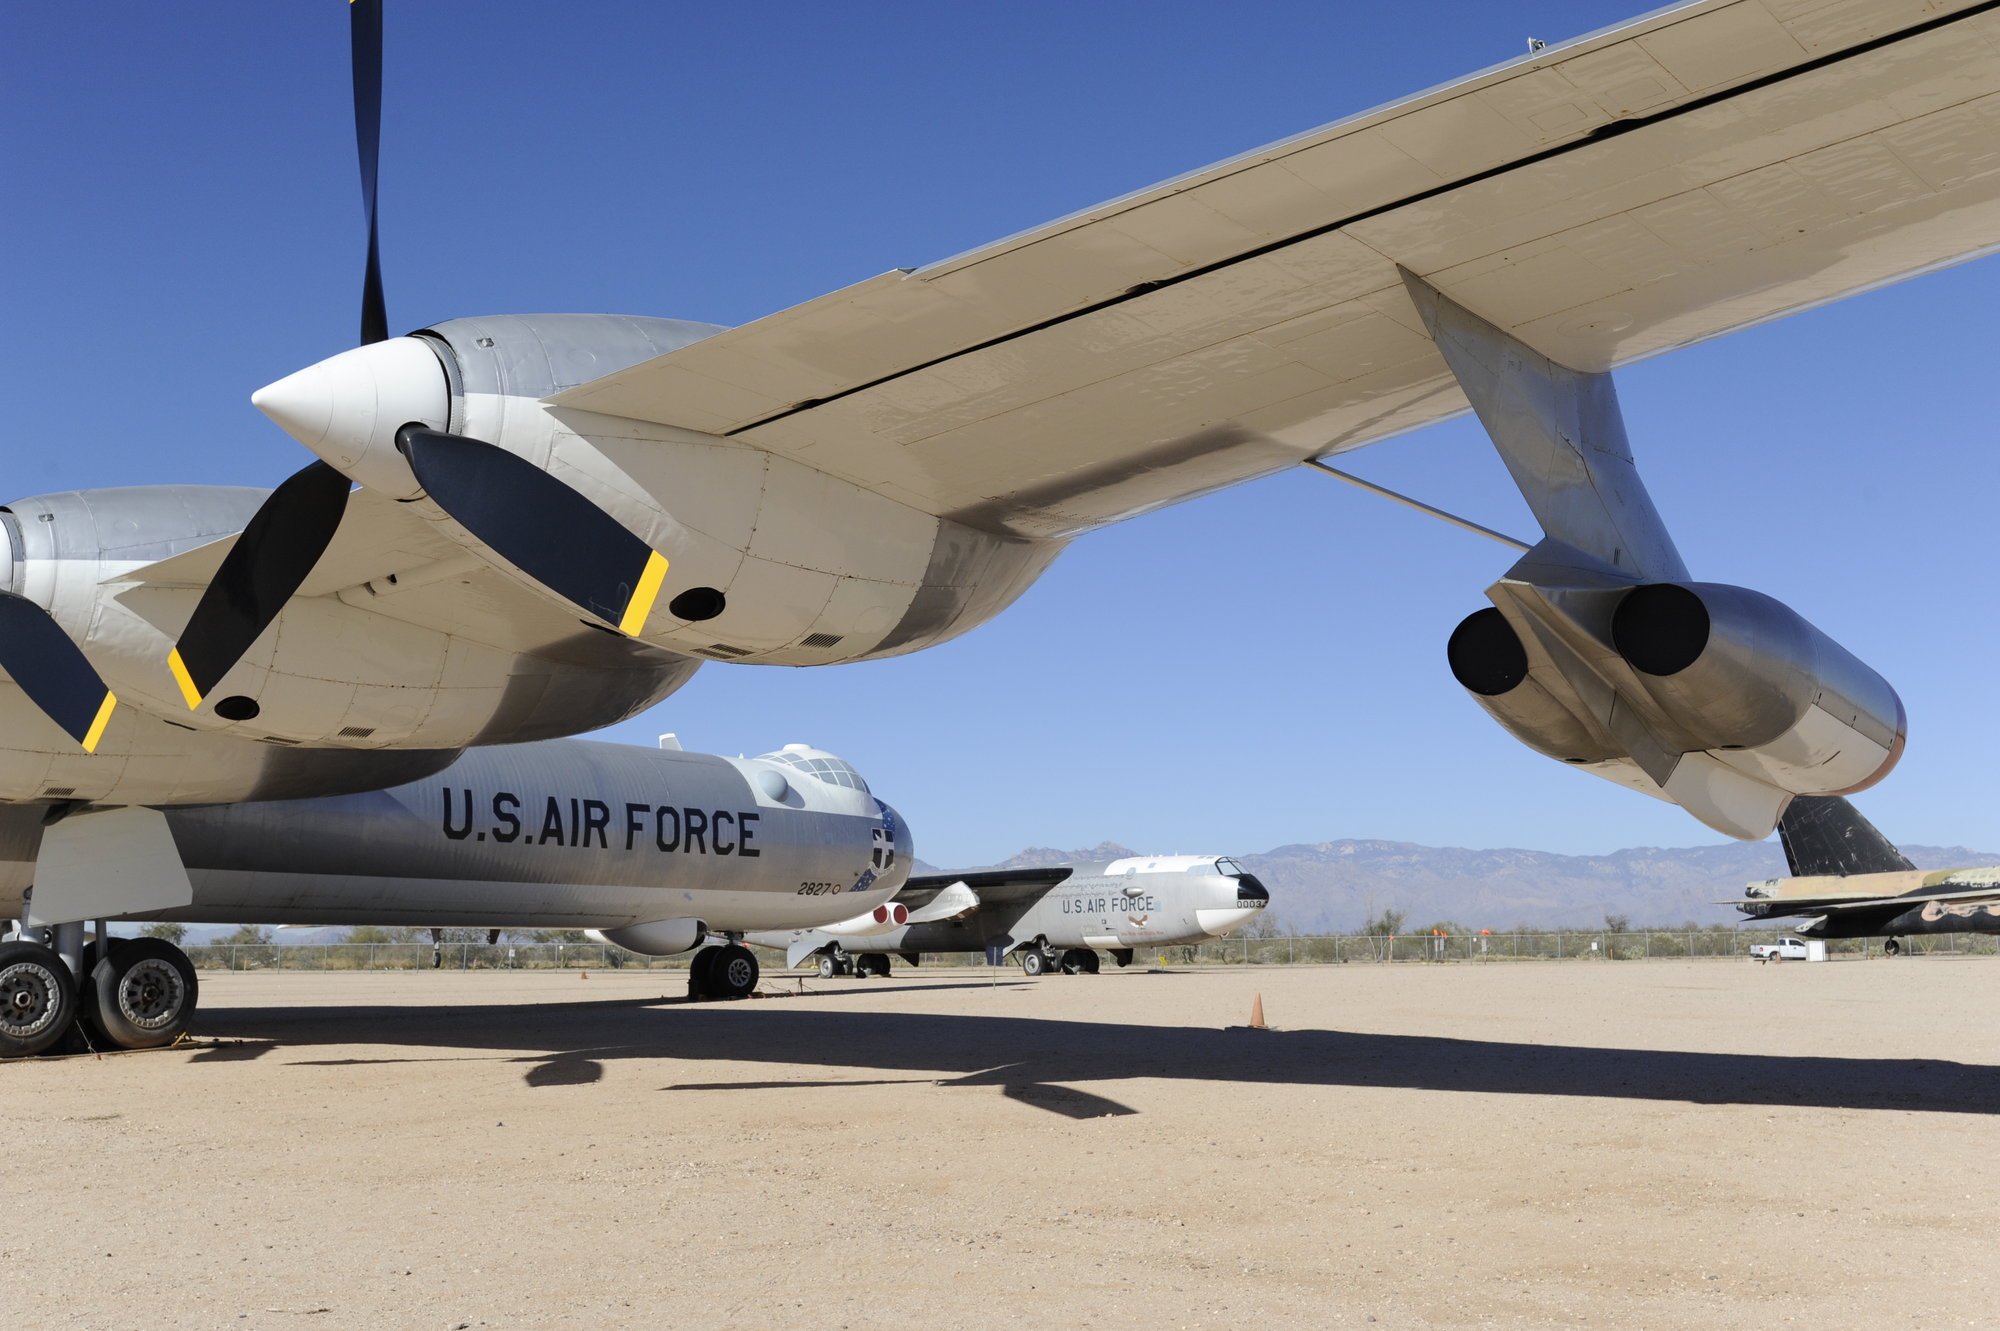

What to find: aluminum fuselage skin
left=0, top=739, right=911, bottom=933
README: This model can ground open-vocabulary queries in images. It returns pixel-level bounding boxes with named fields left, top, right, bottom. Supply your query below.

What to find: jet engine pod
left=1446, top=608, right=1620, bottom=765
left=1610, top=582, right=1904, bottom=795
left=819, top=902, right=909, bottom=938
left=589, top=917, right=708, bottom=957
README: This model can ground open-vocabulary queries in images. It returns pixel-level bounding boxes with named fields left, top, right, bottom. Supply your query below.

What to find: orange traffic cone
left=1249, top=992, right=1268, bottom=1029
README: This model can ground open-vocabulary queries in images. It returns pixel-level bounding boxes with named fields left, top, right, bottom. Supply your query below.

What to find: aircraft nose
left=1195, top=871, right=1269, bottom=938
left=252, top=336, right=449, bottom=497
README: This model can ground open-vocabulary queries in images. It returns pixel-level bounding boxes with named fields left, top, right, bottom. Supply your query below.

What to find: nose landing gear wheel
left=82, top=938, right=198, bottom=1051
left=0, top=940, right=78, bottom=1058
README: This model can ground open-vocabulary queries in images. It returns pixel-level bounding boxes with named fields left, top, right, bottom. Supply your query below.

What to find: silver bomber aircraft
left=4, top=5, right=1997, bottom=1050
left=0, top=738, right=911, bottom=1053
left=747, top=855, right=1272, bottom=978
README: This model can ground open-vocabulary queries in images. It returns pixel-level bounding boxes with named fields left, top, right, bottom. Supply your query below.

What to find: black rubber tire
left=1060, top=949, right=1089, bottom=975
left=1021, top=949, right=1049, bottom=977
left=1884, top=939, right=1901, bottom=957
left=706, top=944, right=759, bottom=999
left=81, top=938, right=198, bottom=1051
left=687, top=945, right=718, bottom=996
left=861, top=952, right=891, bottom=978
left=1080, top=949, right=1101, bottom=974
left=816, top=953, right=839, bottom=980
left=0, top=939, right=78, bottom=1058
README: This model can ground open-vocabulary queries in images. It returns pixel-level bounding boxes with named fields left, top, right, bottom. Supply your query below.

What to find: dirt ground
left=4, top=956, right=1996, bottom=1330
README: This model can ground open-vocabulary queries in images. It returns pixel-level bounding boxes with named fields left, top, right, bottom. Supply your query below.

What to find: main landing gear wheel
left=703, top=944, right=760, bottom=999
left=1060, top=948, right=1099, bottom=975
left=816, top=953, right=843, bottom=980
left=81, top=938, right=198, bottom=1051
left=1884, top=938, right=1902, bottom=957
left=1021, top=948, right=1053, bottom=977
left=0, top=940, right=77, bottom=1058
left=854, top=952, right=892, bottom=979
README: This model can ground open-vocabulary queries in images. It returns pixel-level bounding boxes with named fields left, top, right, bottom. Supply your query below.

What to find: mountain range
left=918, top=837, right=2000, bottom=932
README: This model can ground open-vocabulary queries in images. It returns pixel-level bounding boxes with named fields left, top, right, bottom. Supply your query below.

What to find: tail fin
left=1777, top=796, right=1914, bottom=877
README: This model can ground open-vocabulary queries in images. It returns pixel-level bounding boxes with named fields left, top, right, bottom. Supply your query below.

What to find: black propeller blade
left=352, top=0, right=386, bottom=347
left=166, top=2, right=385, bottom=704
left=397, top=427, right=670, bottom=635
left=0, top=592, right=118, bottom=752
left=167, top=462, right=352, bottom=709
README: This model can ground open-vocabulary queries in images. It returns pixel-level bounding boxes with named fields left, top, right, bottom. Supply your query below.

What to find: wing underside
left=551, top=0, right=2000, bottom=539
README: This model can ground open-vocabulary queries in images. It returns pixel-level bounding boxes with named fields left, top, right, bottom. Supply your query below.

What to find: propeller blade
left=397, top=427, right=670, bottom=635
left=0, top=592, right=118, bottom=753
left=351, top=0, right=387, bottom=346
left=167, top=461, right=352, bottom=709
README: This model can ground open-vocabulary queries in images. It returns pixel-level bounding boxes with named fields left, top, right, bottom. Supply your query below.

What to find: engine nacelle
left=1448, top=579, right=1905, bottom=840
left=589, top=917, right=708, bottom=957
left=1610, top=583, right=1904, bottom=796
left=818, top=902, right=909, bottom=938
left=1448, top=608, right=1622, bottom=765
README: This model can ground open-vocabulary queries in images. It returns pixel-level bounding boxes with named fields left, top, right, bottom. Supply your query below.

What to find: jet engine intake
left=1446, top=608, right=1621, bottom=766
left=1610, top=582, right=1903, bottom=795
left=818, top=902, right=910, bottom=938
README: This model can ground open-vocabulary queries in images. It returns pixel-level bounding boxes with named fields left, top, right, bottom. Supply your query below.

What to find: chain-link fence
left=180, top=929, right=2000, bottom=972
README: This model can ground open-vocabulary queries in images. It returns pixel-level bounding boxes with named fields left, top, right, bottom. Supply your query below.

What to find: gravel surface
left=5, top=957, right=1996, bottom=1329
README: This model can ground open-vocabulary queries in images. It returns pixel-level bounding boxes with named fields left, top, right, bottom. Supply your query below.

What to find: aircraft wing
left=549, top=0, right=2000, bottom=539
left=1718, top=887, right=2000, bottom=914
left=897, top=867, right=1073, bottom=908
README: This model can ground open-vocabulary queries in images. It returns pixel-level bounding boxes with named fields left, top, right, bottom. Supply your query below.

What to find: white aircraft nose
left=252, top=337, right=450, bottom=498
left=1196, top=906, right=1263, bottom=937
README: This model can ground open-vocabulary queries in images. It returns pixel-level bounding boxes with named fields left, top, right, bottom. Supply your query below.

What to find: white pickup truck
left=1750, top=937, right=1817, bottom=963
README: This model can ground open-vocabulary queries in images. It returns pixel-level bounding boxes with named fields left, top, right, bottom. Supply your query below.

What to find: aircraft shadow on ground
left=188, top=994, right=2000, bottom=1120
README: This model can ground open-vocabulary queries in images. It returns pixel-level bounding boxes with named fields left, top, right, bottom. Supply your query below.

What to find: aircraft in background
left=4, top=3, right=1996, bottom=1043
left=1725, top=796, right=2000, bottom=955
left=0, top=738, right=909, bottom=1056
left=748, top=854, right=1270, bottom=978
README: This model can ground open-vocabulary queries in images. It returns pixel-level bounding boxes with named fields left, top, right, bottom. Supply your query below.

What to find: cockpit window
left=754, top=750, right=870, bottom=793
left=1216, top=857, right=1246, bottom=878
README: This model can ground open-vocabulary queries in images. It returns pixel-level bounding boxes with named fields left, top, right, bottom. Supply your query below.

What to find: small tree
left=1361, top=908, right=1406, bottom=936
left=345, top=925, right=418, bottom=945
left=1603, top=913, right=1631, bottom=934
left=140, top=921, right=188, bottom=946
left=216, top=924, right=271, bottom=946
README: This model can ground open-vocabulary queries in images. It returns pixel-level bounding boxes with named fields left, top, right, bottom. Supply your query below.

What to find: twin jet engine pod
left=819, top=902, right=910, bottom=938
left=1449, top=581, right=1904, bottom=799
left=1610, top=582, right=1904, bottom=794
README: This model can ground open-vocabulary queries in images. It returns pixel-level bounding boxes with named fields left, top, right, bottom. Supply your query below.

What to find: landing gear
left=853, top=952, right=892, bottom=978
left=1059, top=948, right=1100, bottom=975
left=688, top=943, right=760, bottom=1000
left=0, top=939, right=76, bottom=1058
left=1110, top=948, right=1134, bottom=969
left=80, top=938, right=198, bottom=1051
left=1020, top=947, right=1057, bottom=977
left=816, top=950, right=848, bottom=980
left=1884, top=938, right=1902, bottom=957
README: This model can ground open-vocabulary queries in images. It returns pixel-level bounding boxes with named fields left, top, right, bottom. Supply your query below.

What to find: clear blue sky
left=5, top=3, right=1994, bottom=865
